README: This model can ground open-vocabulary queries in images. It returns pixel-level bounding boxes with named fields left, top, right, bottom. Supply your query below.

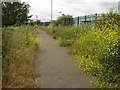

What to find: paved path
left=35, top=30, right=94, bottom=88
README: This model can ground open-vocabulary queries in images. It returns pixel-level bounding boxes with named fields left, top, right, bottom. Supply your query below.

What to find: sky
left=21, top=0, right=119, bottom=21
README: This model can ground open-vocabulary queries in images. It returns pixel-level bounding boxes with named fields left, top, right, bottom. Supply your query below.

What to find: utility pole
left=51, top=0, right=53, bottom=22
left=59, top=12, right=62, bottom=17
left=118, top=1, right=120, bottom=15
left=36, top=15, right=38, bottom=20
left=50, top=0, right=53, bottom=30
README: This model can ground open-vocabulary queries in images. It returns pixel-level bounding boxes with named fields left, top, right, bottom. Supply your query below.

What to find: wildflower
left=34, top=50, right=39, bottom=52
left=16, top=46, right=21, bottom=48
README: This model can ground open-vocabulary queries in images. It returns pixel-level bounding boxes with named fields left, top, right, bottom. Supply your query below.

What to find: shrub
left=54, top=14, right=73, bottom=27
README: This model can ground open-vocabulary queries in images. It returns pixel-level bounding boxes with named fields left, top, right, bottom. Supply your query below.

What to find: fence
left=73, top=13, right=102, bottom=26
left=29, top=13, right=102, bottom=26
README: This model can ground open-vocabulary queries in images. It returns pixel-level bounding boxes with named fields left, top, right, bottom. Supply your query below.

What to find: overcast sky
left=21, top=0, right=119, bottom=21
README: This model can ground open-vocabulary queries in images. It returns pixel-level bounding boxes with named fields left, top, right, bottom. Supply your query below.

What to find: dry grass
left=2, top=26, right=40, bottom=88
left=3, top=62, right=39, bottom=88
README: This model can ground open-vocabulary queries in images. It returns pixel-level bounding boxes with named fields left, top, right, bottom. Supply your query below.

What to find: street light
left=50, top=0, right=53, bottom=30
left=36, top=15, right=38, bottom=20
left=59, top=12, right=62, bottom=17
left=51, top=0, right=53, bottom=22
left=118, top=1, right=120, bottom=15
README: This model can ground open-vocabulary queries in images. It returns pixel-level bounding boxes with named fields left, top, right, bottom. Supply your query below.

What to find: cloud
left=21, top=0, right=119, bottom=21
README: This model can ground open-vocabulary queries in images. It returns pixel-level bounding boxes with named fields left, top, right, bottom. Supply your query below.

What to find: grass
left=2, top=25, right=40, bottom=88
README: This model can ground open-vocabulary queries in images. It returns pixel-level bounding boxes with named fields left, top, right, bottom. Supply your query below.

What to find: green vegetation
left=2, top=2, right=40, bottom=88
left=33, top=20, right=41, bottom=25
left=37, top=25, right=50, bottom=31
left=2, top=2, right=32, bottom=27
left=54, top=14, right=73, bottom=27
left=39, top=12, right=120, bottom=88
left=2, top=25, right=39, bottom=88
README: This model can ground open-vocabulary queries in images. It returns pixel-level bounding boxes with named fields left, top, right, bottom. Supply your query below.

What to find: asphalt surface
left=35, top=29, right=94, bottom=88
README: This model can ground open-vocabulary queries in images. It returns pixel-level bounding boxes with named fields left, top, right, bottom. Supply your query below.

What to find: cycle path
left=35, top=29, right=95, bottom=88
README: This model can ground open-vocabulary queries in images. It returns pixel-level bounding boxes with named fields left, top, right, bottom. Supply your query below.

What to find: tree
left=54, top=14, right=73, bottom=27
left=2, top=2, right=32, bottom=27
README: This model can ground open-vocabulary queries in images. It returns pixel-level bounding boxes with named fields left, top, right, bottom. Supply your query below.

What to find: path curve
left=35, top=29, right=94, bottom=88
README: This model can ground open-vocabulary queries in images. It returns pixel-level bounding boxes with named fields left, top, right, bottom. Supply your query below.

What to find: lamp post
left=50, top=0, right=53, bottom=30
left=51, top=0, right=53, bottom=22
left=118, top=1, right=120, bottom=15
left=59, top=12, right=62, bottom=17
left=36, top=15, right=38, bottom=20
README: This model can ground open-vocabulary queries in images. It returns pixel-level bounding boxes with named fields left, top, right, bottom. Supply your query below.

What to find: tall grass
left=2, top=25, right=40, bottom=88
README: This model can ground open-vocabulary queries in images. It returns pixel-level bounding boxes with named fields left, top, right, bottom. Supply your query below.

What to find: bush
left=14, top=21, right=23, bottom=26
left=54, top=14, right=73, bottom=27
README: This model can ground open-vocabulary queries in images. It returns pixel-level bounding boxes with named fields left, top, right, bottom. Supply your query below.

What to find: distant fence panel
left=73, top=13, right=102, bottom=26
left=28, top=13, right=102, bottom=26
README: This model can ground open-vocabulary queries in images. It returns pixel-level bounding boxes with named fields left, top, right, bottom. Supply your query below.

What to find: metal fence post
left=77, top=17, right=79, bottom=26
left=85, top=15, right=86, bottom=25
